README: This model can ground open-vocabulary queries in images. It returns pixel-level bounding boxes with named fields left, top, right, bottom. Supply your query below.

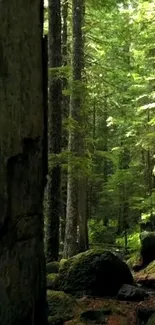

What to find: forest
left=1, top=0, right=155, bottom=325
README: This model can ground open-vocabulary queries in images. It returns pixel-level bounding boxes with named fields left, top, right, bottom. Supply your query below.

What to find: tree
left=60, top=0, right=69, bottom=245
left=0, top=1, right=47, bottom=324
left=45, top=0, right=62, bottom=262
left=64, top=0, right=85, bottom=258
left=77, top=0, right=89, bottom=253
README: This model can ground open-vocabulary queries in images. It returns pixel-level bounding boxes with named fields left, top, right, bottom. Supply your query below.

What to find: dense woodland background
left=45, top=0, right=155, bottom=261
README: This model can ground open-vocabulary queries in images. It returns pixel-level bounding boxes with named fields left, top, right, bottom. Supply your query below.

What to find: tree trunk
left=102, top=97, right=109, bottom=227
left=77, top=0, right=89, bottom=253
left=78, top=178, right=89, bottom=252
left=60, top=0, right=69, bottom=246
left=45, top=0, right=62, bottom=262
left=0, top=1, right=47, bottom=325
left=64, top=0, right=84, bottom=258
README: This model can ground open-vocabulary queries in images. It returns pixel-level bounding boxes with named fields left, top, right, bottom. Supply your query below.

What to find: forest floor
left=64, top=269, right=155, bottom=325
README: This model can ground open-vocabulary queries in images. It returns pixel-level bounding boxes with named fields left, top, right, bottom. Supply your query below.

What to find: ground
left=63, top=264, right=155, bottom=325
left=47, top=254, right=155, bottom=325
left=64, top=293, right=155, bottom=325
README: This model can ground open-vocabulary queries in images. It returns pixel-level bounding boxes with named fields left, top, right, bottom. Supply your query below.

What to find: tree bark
left=60, top=0, right=69, bottom=245
left=64, top=0, right=84, bottom=258
left=45, top=0, right=62, bottom=262
left=0, top=1, right=47, bottom=325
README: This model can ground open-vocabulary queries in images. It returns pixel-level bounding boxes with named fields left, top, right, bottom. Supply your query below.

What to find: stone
left=117, top=284, right=148, bottom=301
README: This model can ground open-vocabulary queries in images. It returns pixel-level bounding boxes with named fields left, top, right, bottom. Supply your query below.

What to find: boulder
left=136, top=307, right=155, bottom=324
left=117, top=284, right=148, bottom=301
left=47, top=290, right=75, bottom=324
left=46, top=262, right=59, bottom=274
left=140, top=232, right=155, bottom=266
left=56, top=249, right=133, bottom=296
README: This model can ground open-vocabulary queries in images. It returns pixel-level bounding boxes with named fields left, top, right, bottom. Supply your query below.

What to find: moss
left=46, top=262, right=60, bottom=274
left=46, top=273, right=58, bottom=290
left=56, top=249, right=133, bottom=296
left=126, top=252, right=141, bottom=269
left=47, top=290, right=76, bottom=323
left=59, top=258, right=67, bottom=269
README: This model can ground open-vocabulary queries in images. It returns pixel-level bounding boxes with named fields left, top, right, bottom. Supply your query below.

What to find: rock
left=140, top=232, right=155, bottom=266
left=80, top=309, right=111, bottom=323
left=46, top=274, right=58, bottom=290
left=56, top=249, right=133, bottom=296
left=146, top=312, right=155, bottom=325
left=46, top=262, right=59, bottom=274
left=47, top=290, right=75, bottom=324
left=117, top=284, right=148, bottom=301
left=136, top=307, right=155, bottom=324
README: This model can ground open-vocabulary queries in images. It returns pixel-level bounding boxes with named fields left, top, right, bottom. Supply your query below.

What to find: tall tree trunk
left=64, top=0, right=84, bottom=258
left=45, top=0, right=62, bottom=262
left=77, top=0, right=89, bottom=253
left=0, top=1, right=47, bottom=324
left=60, top=0, right=69, bottom=245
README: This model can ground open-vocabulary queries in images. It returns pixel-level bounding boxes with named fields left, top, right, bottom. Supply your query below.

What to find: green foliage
left=116, top=231, right=141, bottom=251
left=45, top=0, right=155, bottom=254
left=88, top=219, right=117, bottom=245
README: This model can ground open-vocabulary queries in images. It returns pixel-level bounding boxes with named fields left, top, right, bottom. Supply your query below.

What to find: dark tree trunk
left=60, top=0, right=69, bottom=246
left=45, top=0, right=62, bottom=262
left=0, top=1, right=47, bottom=324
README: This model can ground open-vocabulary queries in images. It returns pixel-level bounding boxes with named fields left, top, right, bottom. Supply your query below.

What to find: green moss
left=59, top=258, right=67, bottom=269
left=46, top=273, right=58, bottom=290
left=56, top=249, right=133, bottom=296
left=47, top=290, right=76, bottom=323
left=46, top=262, right=60, bottom=274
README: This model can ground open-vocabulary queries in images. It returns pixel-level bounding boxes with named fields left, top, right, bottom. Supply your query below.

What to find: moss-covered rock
left=59, top=259, right=67, bottom=269
left=56, top=249, right=133, bottom=297
left=47, top=290, right=76, bottom=324
left=46, top=273, right=58, bottom=290
left=46, top=261, right=60, bottom=274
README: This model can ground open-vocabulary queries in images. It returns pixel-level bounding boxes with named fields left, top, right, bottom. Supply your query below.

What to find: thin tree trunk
left=0, top=1, right=47, bottom=324
left=78, top=178, right=89, bottom=252
left=45, top=0, right=62, bottom=262
left=102, top=97, right=109, bottom=226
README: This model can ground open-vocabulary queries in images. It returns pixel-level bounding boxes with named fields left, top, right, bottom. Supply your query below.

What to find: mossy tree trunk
left=45, top=0, right=62, bottom=262
left=0, top=1, right=47, bottom=325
